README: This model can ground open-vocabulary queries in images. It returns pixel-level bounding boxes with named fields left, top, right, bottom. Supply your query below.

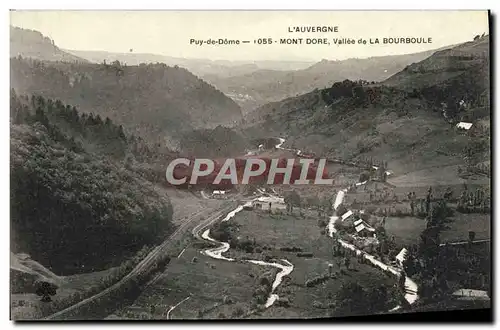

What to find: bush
left=276, top=298, right=290, bottom=307
left=223, top=295, right=234, bottom=304
left=280, top=246, right=302, bottom=252
left=312, top=300, right=323, bottom=309
left=232, top=305, right=245, bottom=317
left=336, top=205, right=348, bottom=216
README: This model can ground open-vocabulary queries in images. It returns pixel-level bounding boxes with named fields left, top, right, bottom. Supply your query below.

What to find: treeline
left=403, top=199, right=490, bottom=303
left=10, top=92, right=175, bottom=274
left=10, top=56, right=242, bottom=142
left=456, top=186, right=490, bottom=214
left=320, top=79, right=399, bottom=108
left=11, top=90, right=127, bottom=156
left=11, top=90, right=178, bottom=182
left=332, top=282, right=396, bottom=317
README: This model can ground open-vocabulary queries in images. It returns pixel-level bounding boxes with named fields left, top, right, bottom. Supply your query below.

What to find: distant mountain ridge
left=10, top=26, right=87, bottom=63
left=65, top=49, right=315, bottom=79
left=207, top=46, right=455, bottom=113
left=241, top=36, right=490, bottom=177
left=10, top=25, right=249, bottom=158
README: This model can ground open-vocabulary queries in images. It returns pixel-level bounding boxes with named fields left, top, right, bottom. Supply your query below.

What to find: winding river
left=197, top=137, right=418, bottom=313
left=276, top=136, right=419, bottom=307
left=199, top=200, right=294, bottom=309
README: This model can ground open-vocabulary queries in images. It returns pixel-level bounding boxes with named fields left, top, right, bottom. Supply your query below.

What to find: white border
left=2, top=1, right=498, bottom=329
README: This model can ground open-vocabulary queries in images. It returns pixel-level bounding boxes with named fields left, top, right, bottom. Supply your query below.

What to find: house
left=212, top=190, right=227, bottom=199
left=452, top=289, right=490, bottom=300
left=243, top=201, right=254, bottom=210
left=355, top=223, right=376, bottom=237
left=341, top=210, right=353, bottom=221
left=354, top=223, right=366, bottom=233
left=353, top=218, right=376, bottom=237
left=395, top=248, right=408, bottom=268
left=354, top=219, right=363, bottom=227
left=252, top=196, right=286, bottom=211
left=371, top=166, right=389, bottom=182
left=456, top=122, right=473, bottom=130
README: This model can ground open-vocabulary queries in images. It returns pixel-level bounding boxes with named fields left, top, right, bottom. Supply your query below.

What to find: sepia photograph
left=8, top=9, right=491, bottom=321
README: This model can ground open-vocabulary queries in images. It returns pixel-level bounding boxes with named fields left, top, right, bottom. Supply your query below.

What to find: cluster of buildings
left=339, top=210, right=377, bottom=238
left=248, top=196, right=287, bottom=211
left=212, top=190, right=228, bottom=199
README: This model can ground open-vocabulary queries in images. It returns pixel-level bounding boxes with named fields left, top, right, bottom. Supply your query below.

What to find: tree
left=321, top=196, right=333, bottom=215
left=35, top=281, right=57, bottom=302
left=344, top=257, right=351, bottom=270
left=306, top=195, right=321, bottom=215
left=334, top=282, right=369, bottom=316
left=468, top=231, right=476, bottom=243
left=118, top=125, right=126, bottom=140
left=369, top=285, right=388, bottom=311
left=443, top=187, right=453, bottom=201
left=232, top=305, right=245, bottom=317
left=359, top=171, right=370, bottom=183
left=284, top=190, right=301, bottom=214
left=335, top=204, right=348, bottom=217
left=419, top=226, right=441, bottom=263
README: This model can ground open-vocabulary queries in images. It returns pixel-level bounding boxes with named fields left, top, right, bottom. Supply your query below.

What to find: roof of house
left=452, top=289, right=489, bottom=298
left=456, top=122, right=473, bottom=130
left=354, top=219, right=364, bottom=226
left=365, top=225, right=376, bottom=232
left=364, top=221, right=375, bottom=231
left=213, top=190, right=226, bottom=194
left=395, top=248, right=408, bottom=262
left=355, top=224, right=366, bottom=232
left=341, top=210, right=353, bottom=221
left=255, top=196, right=284, bottom=204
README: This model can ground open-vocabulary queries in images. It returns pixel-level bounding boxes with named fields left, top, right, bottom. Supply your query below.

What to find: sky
left=10, top=10, right=489, bottom=61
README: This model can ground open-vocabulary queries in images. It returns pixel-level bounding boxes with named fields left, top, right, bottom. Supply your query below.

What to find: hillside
left=207, top=48, right=444, bottom=113
left=10, top=91, right=176, bottom=275
left=10, top=26, right=87, bottom=63
left=384, top=37, right=490, bottom=115
left=241, top=36, right=490, bottom=182
left=178, top=125, right=251, bottom=158
left=10, top=56, right=243, bottom=148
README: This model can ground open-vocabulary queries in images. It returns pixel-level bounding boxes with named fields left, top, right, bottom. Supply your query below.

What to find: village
left=204, top=150, right=491, bottom=310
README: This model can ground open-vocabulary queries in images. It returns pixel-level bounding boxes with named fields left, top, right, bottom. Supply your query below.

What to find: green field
left=229, top=209, right=400, bottom=318
left=107, top=246, right=277, bottom=320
